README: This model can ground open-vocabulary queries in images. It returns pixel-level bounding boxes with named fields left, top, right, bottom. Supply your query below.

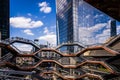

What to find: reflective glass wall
left=78, top=0, right=114, bottom=45
left=56, top=0, right=120, bottom=52
left=56, top=0, right=75, bottom=45
left=117, top=21, right=120, bottom=35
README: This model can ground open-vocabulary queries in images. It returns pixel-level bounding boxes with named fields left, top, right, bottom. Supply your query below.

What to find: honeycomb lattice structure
left=0, top=36, right=120, bottom=80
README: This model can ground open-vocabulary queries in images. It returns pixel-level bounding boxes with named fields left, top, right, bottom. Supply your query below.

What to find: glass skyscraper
left=56, top=0, right=79, bottom=45
left=0, top=0, right=9, bottom=57
left=56, top=0, right=116, bottom=47
left=56, top=0, right=81, bottom=53
left=0, top=0, right=9, bottom=40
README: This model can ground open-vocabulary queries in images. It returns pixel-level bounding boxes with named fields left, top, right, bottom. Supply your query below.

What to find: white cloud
left=94, top=20, right=120, bottom=44
left=18, top=44, right=33, bottom=52
left=10, top=17, right=43, bottom=28
left=23, top=29, right=34, bottom=36
left=38, top=34, right=56, bottom=45
left=39, top=1, right=47, bottom=6
left=43, top=27, right=55, bottom=34
left=79, top=23, right=109, bottom=45
left=79, top=23, right=107, bottom=36
left=88, top=23, right=107, bottom=32
left=38, top=27, right=56, bottom=45
left=117, top=26, right=120, bottom=34
left=44, top=27, right=49, bottom=34
left=96, top=29, right=110, bottom=43
left=13, top=43, right=33, bottom=52
left=38, top=2, right=52, bottom=13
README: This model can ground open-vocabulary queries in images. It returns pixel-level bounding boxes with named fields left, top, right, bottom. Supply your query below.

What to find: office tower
left=56, top=0, right=115, bottom=47
left=110, top=20, right=116, bottom=37
left=56, top=0, right=79, bottom=45
left=56, top=0, right=80, bottom=53
left=0, top=0, right=9, bottom=40
left=0, top=0, right=9, bottom=56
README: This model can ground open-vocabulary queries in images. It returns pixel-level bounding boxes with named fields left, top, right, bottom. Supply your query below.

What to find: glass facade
left=116, top=21, right=120, bottom=35
left=56, top=0, right=80, bottom=53
left=56, top=0, right=119, bottom=47
left=77, top=1, right=112, bottom=45
left=0, top=0, right=9, bottom=56
left=56, top=0, right=76, bottom=44
left=0, top=0, right=9, bottom=40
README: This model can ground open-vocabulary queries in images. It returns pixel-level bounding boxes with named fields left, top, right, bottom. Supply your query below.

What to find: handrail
left=56, top=41, right=86, bottom=49
left=41, top=70, right=103, bottom=80
left=77, top=73, right=104, bottom=80
left=32, top=48, right=77, bottom=57
left=76, top=46, right=119, bottom=56
left=4, top=59, right=115, bottom=73
left=10, top=44, right=23, bottom=54
left=0, top=75, right=30, bottom=80
left=0, top=40, right=119, bottom=57
left=105, top=34, right=120, bottom=47
left=9, top=37, right=40, bottom=48
left=5, top=45, right=119, bottom=57
left=0, top=69, right=45, bottom=80
left=0, top=69, right=35, bottom=75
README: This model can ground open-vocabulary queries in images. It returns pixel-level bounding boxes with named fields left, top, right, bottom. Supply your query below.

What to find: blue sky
left=10, top=0, right=120, bottom=46
left=10, top=0, right=56, bottom=45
